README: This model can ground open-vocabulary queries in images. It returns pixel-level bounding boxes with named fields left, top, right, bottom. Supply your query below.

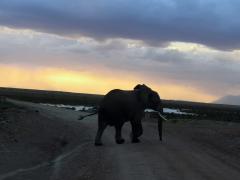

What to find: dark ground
left=0, top=100, right=240, bottom=180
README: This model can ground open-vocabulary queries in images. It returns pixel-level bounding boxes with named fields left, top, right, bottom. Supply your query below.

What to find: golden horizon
left=0, top=64, right=217, bottom=103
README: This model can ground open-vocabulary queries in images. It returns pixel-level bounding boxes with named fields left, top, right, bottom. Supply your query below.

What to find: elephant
left=94, top=84, right=163, bottom=146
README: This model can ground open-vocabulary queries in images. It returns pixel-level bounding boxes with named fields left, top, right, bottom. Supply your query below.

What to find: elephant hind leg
left=115, top=123, right=125, bottom=144
left=131, top=122, right=143, bottom=143
left=95, top=121, right=107, bottom=146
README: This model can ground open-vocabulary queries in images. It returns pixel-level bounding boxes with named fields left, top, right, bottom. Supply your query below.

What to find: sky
left=1, top=0, right=240, bottom=102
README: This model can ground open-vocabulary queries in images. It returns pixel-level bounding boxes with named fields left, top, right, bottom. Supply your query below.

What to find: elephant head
left=134, top=84, right=163, bottom=113
left=134, top=84, right=164, bottom=141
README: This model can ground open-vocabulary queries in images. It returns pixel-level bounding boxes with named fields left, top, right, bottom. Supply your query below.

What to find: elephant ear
left=140, top=91, right=149, bottom=105
left=134, top=84, right=149, bottom=105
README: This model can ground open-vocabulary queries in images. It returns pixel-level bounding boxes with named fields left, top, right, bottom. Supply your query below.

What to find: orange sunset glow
left=0, top=64, right=216, bottom=102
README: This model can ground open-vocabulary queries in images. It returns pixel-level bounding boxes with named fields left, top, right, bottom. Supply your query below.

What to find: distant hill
left=214, top=95, right=240, bottom=106
left=0, top=87, right=103, bottom=105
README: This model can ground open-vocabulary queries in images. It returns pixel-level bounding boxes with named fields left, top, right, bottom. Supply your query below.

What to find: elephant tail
left=78, top=111, right=98, bottom=120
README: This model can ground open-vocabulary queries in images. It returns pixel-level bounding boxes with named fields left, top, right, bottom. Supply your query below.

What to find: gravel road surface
left=0, top=100, right=239, bottom=180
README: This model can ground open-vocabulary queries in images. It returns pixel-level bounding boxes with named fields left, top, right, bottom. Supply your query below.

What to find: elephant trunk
left=157, top=115, right=163, bottom=141
left=156, top=103, right=165, bottom=141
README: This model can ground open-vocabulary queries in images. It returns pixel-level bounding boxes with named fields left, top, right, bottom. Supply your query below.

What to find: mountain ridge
left=214, top=95, right=240, bottom=106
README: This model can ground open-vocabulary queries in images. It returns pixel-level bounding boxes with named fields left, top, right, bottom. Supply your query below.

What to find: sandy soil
left=0, top=99, right=240, bottom=180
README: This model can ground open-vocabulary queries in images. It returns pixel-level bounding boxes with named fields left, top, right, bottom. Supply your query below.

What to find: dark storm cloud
left=0, top=0, right=240, bottom=50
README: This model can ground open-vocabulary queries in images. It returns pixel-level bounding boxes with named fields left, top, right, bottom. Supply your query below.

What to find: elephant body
left=95, top=84, right=162, bottom=146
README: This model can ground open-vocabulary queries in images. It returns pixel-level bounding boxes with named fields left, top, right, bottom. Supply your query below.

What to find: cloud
left=1, top=27, right=240, bottom=100
left=0, top=0, right=240, bottom=50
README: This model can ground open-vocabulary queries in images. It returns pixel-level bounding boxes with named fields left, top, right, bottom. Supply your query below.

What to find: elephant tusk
left=144, top=109, right=168, bottom=121
left=158, top=112, right=168, bottom=121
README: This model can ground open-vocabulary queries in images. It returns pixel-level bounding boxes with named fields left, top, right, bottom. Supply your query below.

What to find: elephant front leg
left=95, top=121, right=107, bottom=146
left=130, top=121, right=143, bottom=143
left=115, top=124, right=125, bottom=144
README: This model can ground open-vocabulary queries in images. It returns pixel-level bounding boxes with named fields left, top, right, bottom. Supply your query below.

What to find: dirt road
left=1, top=100, right=240, bottom=180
